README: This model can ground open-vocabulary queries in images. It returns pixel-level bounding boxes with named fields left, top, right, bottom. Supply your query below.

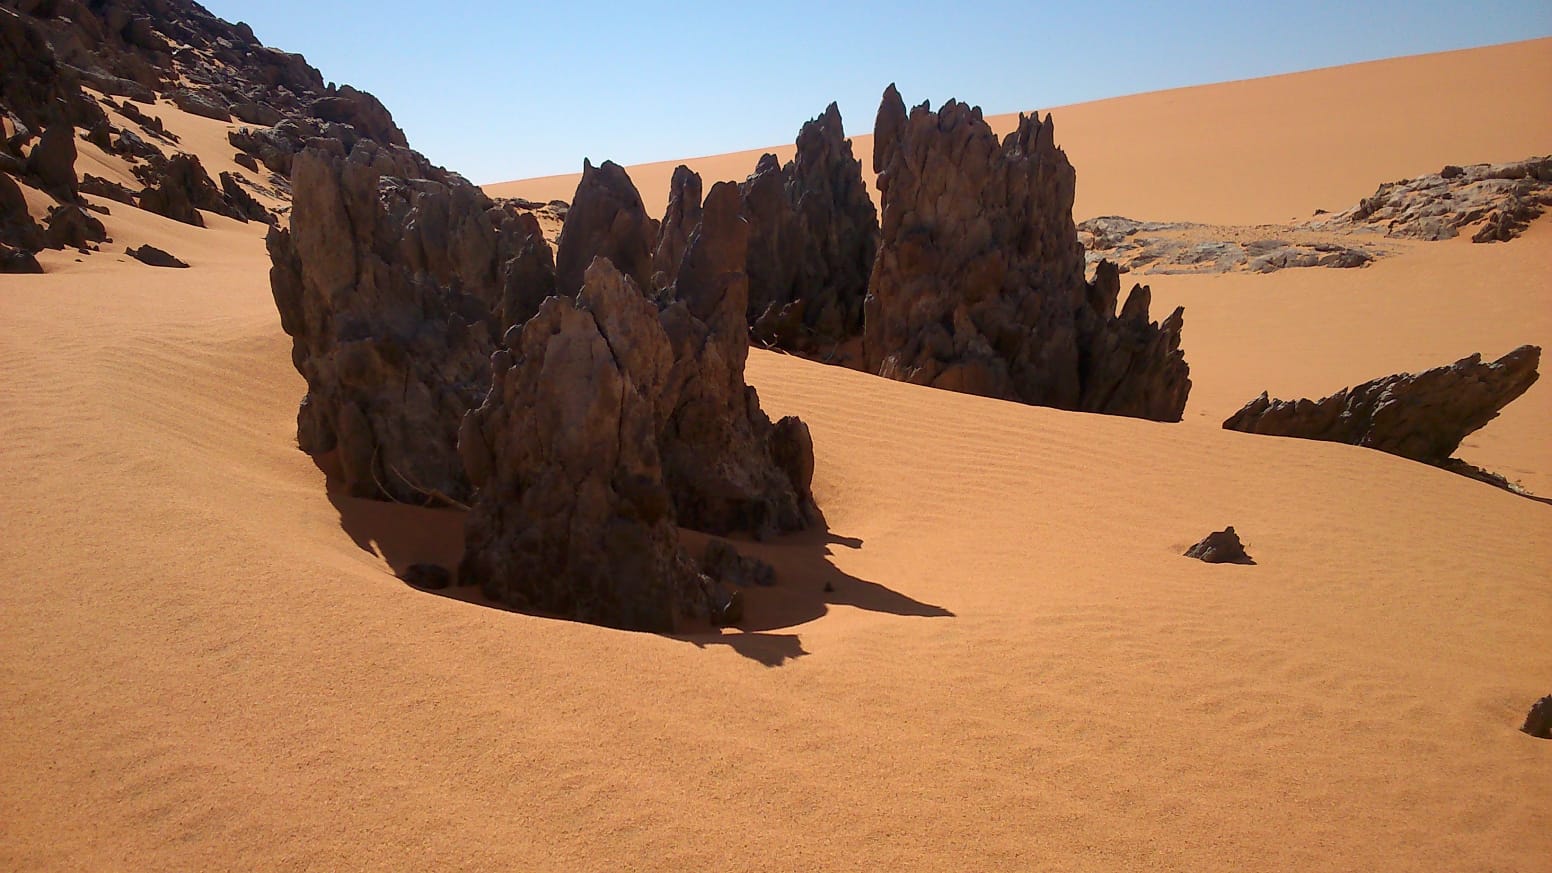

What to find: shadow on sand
left=322, top=462, right=952, bottom=668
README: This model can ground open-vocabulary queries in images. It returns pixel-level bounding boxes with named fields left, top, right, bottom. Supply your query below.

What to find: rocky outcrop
left=1223, top=346, right=1541, bottom=465
left=24, top=123, right=78, bottom=201
left=43, top=202, right=106, bottom=249
left=0, top=170, right=45, bottom=252
left=864, top=86, right=1189, bottom=421
left=554, top=159, right=658, bottom=295
left=459, top=258, right=735, bottom=632
left=650, top=164, right=701, bottom=293
left=1184, top=527, right=1254, bottom=565
left=268, top=142, right=556, bottom=504
left=1078, top=216, right=1379, bottom=276
left=1317, top=156, right=1552, bottom=243
left=740, top=103, right=878, bottom=353
left=135, top=152, right=222, bottom=226
left=0, top=241, right=42, bottom=273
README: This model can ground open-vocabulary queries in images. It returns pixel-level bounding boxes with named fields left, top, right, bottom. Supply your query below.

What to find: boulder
left=1523, top=695, right=1552, bottom=739
left=1223, top=346, right=1541, bottom=465
left=43, top=202, right=105, bottom=248
left=0, top=170, right=46, bottom=251
left=1184, top=527, right=1255, bottom=565
left=80, top=172, right=136, bottom=204
left=268, top=143, right=555, bottom=505
left=458, top=258, right=728, bottom=632
left=24, top=123, right=77, bottom=201
left=554, top=158, right=657, bottom=295
left=136, top=152, right=224, bottom=226
left=126, top=243, right=187, bottom=268
left=741, top=103, right=878, bottom=353
left=0, top=240, right=42, bottom=273
left=219, top=170, right=272, bottom=223
left=864, top=86, right=1189, bottom=420
left=170, top=88, right=230, bottom=122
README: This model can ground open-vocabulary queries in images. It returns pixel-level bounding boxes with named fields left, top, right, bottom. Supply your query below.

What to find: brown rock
left=1223, top=346, right=1541, bottom=465
left=702, top=538, right=777, bottom=588
left=126, top=243, right=187, bottom=268
left=43, top=202, right=105, bottom=249
left=864, top=85, right=1190, bottom=421
left=1184, top=527, right=1255, bottom=565
left=25, top=123, right=77, bottom=201
left=0, top=240, right=42, bottom=273
left=170, top=88, right=230, bottom=122
left=650, top=164, right=702, bottom=293
left=554, top=159, right=657, bottom=295
left=1523, top=695, right=1552, bottom=739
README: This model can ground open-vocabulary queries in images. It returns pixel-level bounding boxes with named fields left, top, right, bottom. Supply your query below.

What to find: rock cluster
left=268, top=142, right=555, bottom=505
left=863, top=86, right=1190, bottom=421
left=739, top=103, right=878, bottom=353
left=1223, top=346, right=1541, bottom=465
left=1317, top=156, right=1552, bottom=243
left=1078, top=216, right=1377, bottom=276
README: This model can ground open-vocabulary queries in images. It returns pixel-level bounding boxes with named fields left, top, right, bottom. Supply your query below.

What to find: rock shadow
left=322, top=456, right=951, bottom=667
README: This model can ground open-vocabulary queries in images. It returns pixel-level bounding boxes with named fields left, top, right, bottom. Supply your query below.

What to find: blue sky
left=199, top=1, right=1550, bottom=184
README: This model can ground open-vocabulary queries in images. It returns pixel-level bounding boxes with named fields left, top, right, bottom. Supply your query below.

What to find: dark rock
left=459, top=258, right=718, bottom=632
left=170, top=88, right=231, bottom=122
left=554, top=158, right=657, bottom=295
left=1184, top=527, right=1255, bottom=565
left=657, top=181, right=815, bottom=537
left=136, top=152, right=223, bottom=226
left=1, top=170, right=46, bottom=251
left=741, top=103, right=878, bottom=353
left=113, top=126, right=163, bottom=161
left=219, top=171, right=272, bottom=223
left=232, top=100, right=282, bottom=127
left=43, top=203, right=105, bottom=249
left=864, top=86, right=1190, bottom=421
left=268, top=143, right=554, bottom=505
left=79, top=172, right=136, bottom=205
left=126, top=243, right=187, bottom=268
left=702, top=538, right=777, bottom=588
left=0, top=241, right=43, bottom=273
left=1523, top=695, right=1552, bottom=739
left=400, top=563, right=452, bottom=591
left=308, top=85, right=408, bottom=148
left=233, top=151, right=259, bottom=172
left=25, top=123, right=77, bottom=201
left=1223, top=346, right=1541, bottom=465
left=651, top=164, right=701, bottom=293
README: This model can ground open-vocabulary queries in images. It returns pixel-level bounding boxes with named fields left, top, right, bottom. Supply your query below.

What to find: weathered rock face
left=864, top=85, right=1190, bottom=421
left=136, top=152, right=222, bottom=226
left=1222, top=345, right=1541, bottom=464
left=650, top=164, right=701, bottom=293
left=0, top=170, right=45, bottom=252
left=657, top=181, right=815, bottom=536
left=43, top=202, right=106, bottom=249
left=554, top=159, right=658, bottom=295
left=268, top=142, right=556, bottom=504
left=1319, top=156, right=1552, bottom=243
left=24, top=123, right=78, bottom=201
left=458, top=258, right=732, bottom=632
left=741, top=103, right=878, bottom=353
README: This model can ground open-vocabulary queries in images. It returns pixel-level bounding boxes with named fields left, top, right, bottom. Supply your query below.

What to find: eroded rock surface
left=554, top=158, right=657, bottom=295
left=864, top=85, right=1189, bottom=421
left=1223, top=346, right=1541, bottom=465
left=739, top=103, right=878, bottom=353
left=458, top=258, right=734, bottom=632
left=1079, top=216, right=1379, bottom=275
left=1317, top=156, right=1552, bottom=242
left=1184, top=527, right=1255, bottom=565
left=268, top=143, right=556, bottom=504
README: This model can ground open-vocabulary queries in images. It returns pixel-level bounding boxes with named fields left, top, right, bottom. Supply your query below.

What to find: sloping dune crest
left=2, top=36, right=1549, bottom=873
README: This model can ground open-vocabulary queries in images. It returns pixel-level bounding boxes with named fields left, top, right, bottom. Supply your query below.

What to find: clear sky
left=198, top=1, right=1550, bottom=184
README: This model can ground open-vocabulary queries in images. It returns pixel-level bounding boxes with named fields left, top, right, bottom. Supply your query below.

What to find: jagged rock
left=741, top=103, right=878, bottom=352
left=268, top=143, right=555, bottom=505
left=657, top=181, right=814, bottom=536
left=170, top=87, right=230, bottom=122
left=231, top=100, right=281, bottom=127
left=43, top=202, right=105, bottom=248
left=25, top=123, right=77, bottom=201
left=651, top=164, right=701, bottom=292
left=702, top=538, right=777, bottom=588
left=0, top=170, right=46, bottom=251
left=1223, top=346, right=1541, bottom=464
left=233, top=151, right=259, bottom=172
left=399, top=563, right=452, bottom=591
left=308, top=85, right=407, bottom=148
left=219, top=170, right=272, bottom=223
left=0, top=240, right=42, bottom=273
left=1523, top=695, right=1552, bottom=739
left=113, top=126, right=162, bottom=161
left=126, top=243, right=186, bottom=267
left=864, top=86, right=1190, bottom=421
left=80, top=172, right=136, bottom=204
left=458, top=258, right=726, bottom=632
left=554, top=158, right=657, bottom=295
left=1184, top=527, right=1254, bottom=565
left=136, top=152, right=227, bottom=226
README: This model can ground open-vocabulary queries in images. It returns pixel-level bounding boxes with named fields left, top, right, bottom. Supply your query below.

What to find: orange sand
left=2, top=39, right=1549, bottom=873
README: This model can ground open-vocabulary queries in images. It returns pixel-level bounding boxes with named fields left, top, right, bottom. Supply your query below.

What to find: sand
left=2, top=39, right=1549, bottom=873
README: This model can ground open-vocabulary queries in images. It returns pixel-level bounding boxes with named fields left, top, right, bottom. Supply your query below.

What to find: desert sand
left=2, top=38, right=1549, bottom=873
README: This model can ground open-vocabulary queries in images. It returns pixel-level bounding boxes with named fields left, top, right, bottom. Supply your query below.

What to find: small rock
left=0, top=242, right=43, bottom=274
left=702, top=538, right=777, bottom=588
left=1184, top=527, right=1255, bottom=565
left=400, top=563, right=452, bottom=590
left=126, top=244, right=188, bottom=268
left=1523, top=695, right=1552, bottom=739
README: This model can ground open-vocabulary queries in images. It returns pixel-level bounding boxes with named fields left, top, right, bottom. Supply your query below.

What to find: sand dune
left=486, top=38, right=1552, bottom=226
left=2, top=38, right=1549, bottom=873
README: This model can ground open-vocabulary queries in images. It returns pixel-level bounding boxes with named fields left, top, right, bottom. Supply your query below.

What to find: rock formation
left=127, top=243, right=186, bottom=267
left=268, top=142, right=556, bottom=504
left=739, top=103, right=878, bottom=353
left=1184, top=527, right=1255, bottom=565
left=1523, top=695, right=1552, bottom=739
left=459, top=258, right=735, bottom=632
left=1317, top=156, right=1552, bottom=243
left=1222, top=346, right=1541, bottom=465
left=553, top=159, right=658, bottom=295
left=650, top=164, right=701, bottom=293
left=864, top=85, right=1190, bottom=421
